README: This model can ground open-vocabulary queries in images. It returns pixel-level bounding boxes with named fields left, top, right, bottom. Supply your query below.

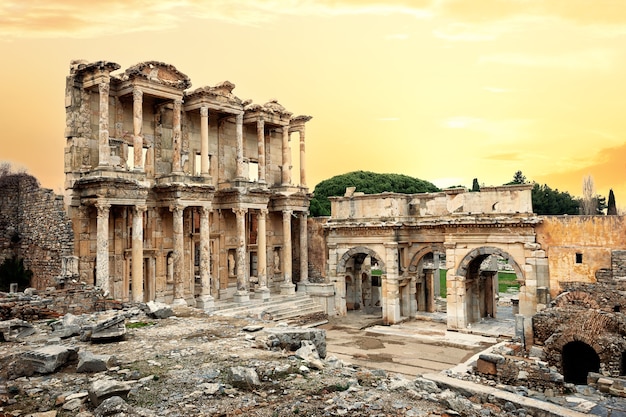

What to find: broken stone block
left=0, top=319, right=35, bottom=341
left=476, top=358, right=498, bottom=376
left=414, top=376, right=441, bottom=394
left=91, top=315, right=126, bottom=342
left=264, top=327, right=326, bottom=358
left=88, top=378, right=132, bottom=406
left=93, top=395, right=134, bottom=416
left=144, top=301, right=174, bottom=319
left=227, top=366, right=261, bottom=388
left=76, top=350, right=117, bottom=373
left=49, top=313, right=82, bottom=339
left=22, top=345, right=79, bottom=374
left=295, top=340, right=324, bottom=370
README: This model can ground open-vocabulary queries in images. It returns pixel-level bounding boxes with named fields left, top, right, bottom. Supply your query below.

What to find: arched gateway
left=325, top=185, right=546, bottom=331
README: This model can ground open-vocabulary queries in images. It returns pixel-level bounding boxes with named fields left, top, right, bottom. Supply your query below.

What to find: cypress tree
left=608, top=189, right=617, bottom=215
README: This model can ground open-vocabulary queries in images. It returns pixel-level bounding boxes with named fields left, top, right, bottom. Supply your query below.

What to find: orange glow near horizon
left=1, top=1, right=626, bottom=208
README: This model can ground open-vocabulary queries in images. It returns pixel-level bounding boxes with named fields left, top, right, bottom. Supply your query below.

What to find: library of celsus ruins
left=63, top=60, right=312, bottom=307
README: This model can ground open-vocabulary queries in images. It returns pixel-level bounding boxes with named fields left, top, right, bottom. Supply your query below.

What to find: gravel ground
left=0, top=306, right=456, bottom=417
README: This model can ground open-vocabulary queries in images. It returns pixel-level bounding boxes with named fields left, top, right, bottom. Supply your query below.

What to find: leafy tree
left=0, top=255, right=33, bottom=292
left=531, top=183, right=580, bottom=215
left=507, top=170, right=528, bottom=185
left=608, top=189, right=617, bottom=215
left=310, top=171, right=440, bottom=217
left=471, top=178, right=480, bottom=192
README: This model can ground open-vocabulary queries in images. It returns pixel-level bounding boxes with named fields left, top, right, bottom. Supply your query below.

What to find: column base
left=172, top=298, right=187, bottom=307
left=280, top=283, right=296, bottom=296
left=196, top=294, right=215, bottom=311
left=297, top=281, right=310, bottom=293
left=255, top=287, right=271, bottom=300
left=233, top=291, right=250, bottom=303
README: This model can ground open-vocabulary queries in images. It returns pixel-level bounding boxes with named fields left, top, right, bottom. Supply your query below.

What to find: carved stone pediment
left=123, top=61, right=191, bottom=90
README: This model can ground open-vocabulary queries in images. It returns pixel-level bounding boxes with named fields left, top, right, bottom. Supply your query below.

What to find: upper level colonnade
left=64, top=60, right=311, bottom=189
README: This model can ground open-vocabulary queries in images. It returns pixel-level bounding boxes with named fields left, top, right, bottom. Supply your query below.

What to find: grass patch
left=439, top=270, right=519, bottom=297
left=125, top=321, right=155, bottom=329
left=498, top=271, right=520, bottom=293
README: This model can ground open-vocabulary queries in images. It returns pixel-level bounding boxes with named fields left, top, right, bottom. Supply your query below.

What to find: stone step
left=211, top=294, right=320, bottom=321
left=262, top=302, right=322, bottom=319
left=212, top=294, right=309, bottom=314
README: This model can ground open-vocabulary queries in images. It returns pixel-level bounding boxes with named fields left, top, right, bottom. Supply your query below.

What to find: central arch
left=455, top=246, right=525, bottom=324
left=408, top=245, right=445, bottom=313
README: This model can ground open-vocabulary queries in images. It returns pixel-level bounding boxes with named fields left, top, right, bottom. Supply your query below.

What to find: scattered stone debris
left=1, top=291, right=625, bottom=416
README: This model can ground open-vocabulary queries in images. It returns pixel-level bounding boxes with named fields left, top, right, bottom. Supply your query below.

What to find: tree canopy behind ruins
left=310, top=171, right=440, bottom=216
left=505, top=170, right=580, bottom=215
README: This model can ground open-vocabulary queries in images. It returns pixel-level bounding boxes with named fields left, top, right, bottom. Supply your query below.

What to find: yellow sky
left=1, top=0, right=626, bottom=206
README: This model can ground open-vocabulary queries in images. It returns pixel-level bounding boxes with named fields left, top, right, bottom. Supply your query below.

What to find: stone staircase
left=210, top=293, right=326, bottom=323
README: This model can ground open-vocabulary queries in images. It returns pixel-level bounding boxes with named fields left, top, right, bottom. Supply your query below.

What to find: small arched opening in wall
left=337, top=246, right=385, bottom=316
left=456, top=246, right=524, bottom=324
left=562, top=341, right=600, bottom=384
left=408, top=245, right=445, bottom=313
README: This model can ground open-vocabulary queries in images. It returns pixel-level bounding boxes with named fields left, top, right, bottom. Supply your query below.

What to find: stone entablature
left=328, top=184, right=533, bottom=221
left=63, top=59, right=312, bottom=308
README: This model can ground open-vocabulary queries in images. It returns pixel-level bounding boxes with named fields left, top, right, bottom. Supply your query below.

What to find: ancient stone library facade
left=63, top=60, right=312, bottom=307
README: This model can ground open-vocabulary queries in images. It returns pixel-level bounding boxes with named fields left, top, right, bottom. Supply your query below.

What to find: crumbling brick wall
left=0, top=173, right=74, bottom=289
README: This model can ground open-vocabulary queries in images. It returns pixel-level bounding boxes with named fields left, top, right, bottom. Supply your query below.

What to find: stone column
left=131, top=205, right=146, bottom=302
left=280, top=209, right=296, bottom=295
left=281, top=127, right=291, bottom=185
left=133, top=88, right=144, bottom=171
left=196, top=206, right=214, bottom=310
left=256, top=209, right=270, bottom=300
left=98, top=82, right=111, bottom=167
left=172, top=98, right=183, bottom=174
left=170, top=204, right=186, bottom=305
left=257, top=118, right=266, bottom=183
left=95, top=202, right=111, bottom=295
left=233, top=208, right=249, bottom=302
left=235, top=113, right=245, bottom=179
left=299, top=127, right=306, bottom=187
left=297, top=212, right=309, bottom=293
left=200, top=106, right=210, bottom=176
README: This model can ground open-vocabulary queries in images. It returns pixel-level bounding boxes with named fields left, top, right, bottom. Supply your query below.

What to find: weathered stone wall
left=308, top=217, right=327, bottom=283
left=535, top=216, right=626, bottom=297
left=0, top=173, right=74, bottom=289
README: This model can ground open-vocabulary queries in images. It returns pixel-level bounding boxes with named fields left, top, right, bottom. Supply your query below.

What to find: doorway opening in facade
left=457, top=247, right=524, bottom=325
left=413, top=252, right=445, bottom=313
left=562, top=341, right=600, bottom=384
left=342, top=251, right=382, bottom=315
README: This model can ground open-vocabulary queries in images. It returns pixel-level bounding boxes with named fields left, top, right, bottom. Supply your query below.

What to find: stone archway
left=454, top=246, right=525, bottom=325
left=408, top=245, right=445, bottom=313
left=336, top=246, right=385, bottom=315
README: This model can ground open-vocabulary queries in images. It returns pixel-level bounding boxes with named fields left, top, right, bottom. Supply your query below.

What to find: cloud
left=0, top=0, right=434, bottom=39
left=478, top=49, right=616, bottom=71
left=483, top=152, right=523, bottom=161
left=376, top=117, right=400, bottom=121
left=437, top=0, right=626, bottom=27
